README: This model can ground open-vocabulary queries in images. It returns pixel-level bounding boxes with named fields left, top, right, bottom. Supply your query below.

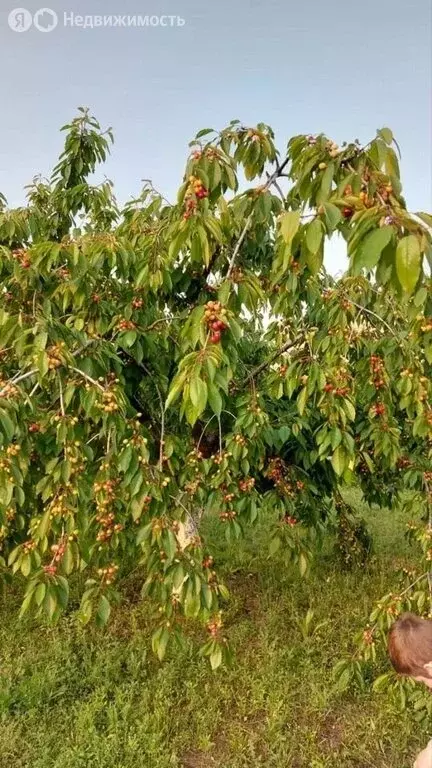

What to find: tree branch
left=348, top=300, right=399, bottom=340
left=70, top=366, right=105, bottom=391
left=245, top=338, right=296, bottom=382
left=226, top=156, right=290, bottom=278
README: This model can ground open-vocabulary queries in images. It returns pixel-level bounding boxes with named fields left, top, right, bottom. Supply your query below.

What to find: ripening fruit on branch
left=203, top=301, right=228, bottom=343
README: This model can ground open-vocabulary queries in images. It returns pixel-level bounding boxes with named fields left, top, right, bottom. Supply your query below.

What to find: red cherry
left=210, top=331, right=221, bottom=344
left=211, top=321, right=220, bottom=331
left=342, top=207, right=353, bottom=219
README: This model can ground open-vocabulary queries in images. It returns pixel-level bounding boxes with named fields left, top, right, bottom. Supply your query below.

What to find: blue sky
left=0, top=0, right=430, bottom=272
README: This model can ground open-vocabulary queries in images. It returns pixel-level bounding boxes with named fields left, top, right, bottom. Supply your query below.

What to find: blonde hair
left=388, top=612, right=432, bottom=677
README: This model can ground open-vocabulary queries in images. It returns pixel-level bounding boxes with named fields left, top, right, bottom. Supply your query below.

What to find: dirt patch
left=181, top=751, right=219, bottom=768
left=226, top=572, right=264, bottom=622
left=318, top=711, right=346, bottom=752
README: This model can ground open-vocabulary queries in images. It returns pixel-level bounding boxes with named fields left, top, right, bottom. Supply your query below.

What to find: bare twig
left=226, top=211, right=254, bottom=278
left=398, top=571, right=429, bottom=600
left=29, top=382, right=40, bottom=398
left=348, top=300, right=399, bottom=340
left=143, top=316, right=180, bottom=334
left=0, top=368, right=39, bottom=397
left=139, top=360, right=165, bottom=470
left=244, top=338, right=297, bottom=383
left=58, top=373, right=65, bottom=416
left=70, top=366, right=105, bottom=391
left=10, top=368, right=38, bottom=385
left=265, top=171, right=285, bottom=202
left=217, top=414, right=222, bottom=457
left=196, top=414, right=217, bottom=452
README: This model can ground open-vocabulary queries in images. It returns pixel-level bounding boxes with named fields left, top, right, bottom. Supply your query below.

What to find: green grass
left=0, top=492, right=428, bottom=768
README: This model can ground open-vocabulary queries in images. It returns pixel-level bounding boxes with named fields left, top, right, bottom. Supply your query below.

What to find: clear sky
left=0, top=0, right=431, bottom=273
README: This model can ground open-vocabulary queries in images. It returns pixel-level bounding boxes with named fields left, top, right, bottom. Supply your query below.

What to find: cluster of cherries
left=47, top=489, right=71, bottom=519
left=117, top=318, right=136, bottom=331
left=219, top=509, right=237, bottom=522
left=323, top=382, right=349, bottom=397
left=22, top=539, right=37, bottom=554
left=204, top=301, right=228, bottom=344
left=98, top=389, right=119, bottom=414
left=266, top=458, right=305, bottom=499
left=97, top=564, right=119, bottom=585
left=369, top=355, right=385, bottom=389
left=282, top=514, right=298, bottom=527
left=420, top=318, right=432, bottom=333
left=362, top=626, right=375, bottom=646
left=206, top=612, right=223, bottom=638
left=0, top=378, right=17, bottom=400
left=94, top=478, right=123, bottom=544
left=46, top=538, right=68, bottom=574
left=11, top=248, right=31, bottom=268
left=369, top=355, right=386, bottom=417
left=183, top=175, right=209, bottom=220
left=239, top=477, right=255, bottom=493
left=396, top=456, right=412, bottom=470
left=47, top=342, right=65, bottom=371
left=371, top=402, right=386, bottom=417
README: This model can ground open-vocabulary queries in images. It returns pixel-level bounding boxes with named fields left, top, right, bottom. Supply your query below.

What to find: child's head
left=388, top=612, right=432, bottom=688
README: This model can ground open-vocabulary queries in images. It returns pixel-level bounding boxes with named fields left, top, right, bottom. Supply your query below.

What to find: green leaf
left=44, top=588, right=57, bottom=620
left=207, top=383, right=222, bottom=416
left=189, top=376, right=207, bottom=415
left=299, top=553, right=308, bottom=577
left=356, top=227, right=393, bottom=270
left=297, top=386, right=308, bottom=416
left=316, top=162, right=334, bottom=204
left=0, top=410, right=15, bottom=441
left=323, top=203, right=342, bottom=234
left=331, top=446, right=346, bottom=476
left=165, top=372, right=186, bottom=409
left=19, top=591, right=34, bottom=618
left=96, top=595, right=111, bottom=626
left=156, top=627, right=170, bottom=661
left=123, top=330, right=137, bottom=348
left=306, top=248, right=323, bottom=275
left=21, top=555, right=31, bottom=577
left=118, top=444, right=133, bottom=473
left=35, top=582, right=46, bottom=606
left=218, top=280, right=231, bottom=305
left=37, top=507, right=51, bottom=540
left=305, top=218, right=323, bottom=254
left=378, top=127, right=393, bottom=145
left=280, top=211, right=301, bottom=245
left=395, top=235, right=421, bottom=294
left=195, top=128, right=214, bottom=138
left=414, top=286, right=428, bottom=307
left=210, top=646, right=222, bottom=670
left=269, top=536, right=281, bottom=555
left=416, top=212, right=432, bottom=229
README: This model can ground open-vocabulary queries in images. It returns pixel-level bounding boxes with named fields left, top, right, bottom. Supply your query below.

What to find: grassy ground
left=0, top=491, right=428, bottom=768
